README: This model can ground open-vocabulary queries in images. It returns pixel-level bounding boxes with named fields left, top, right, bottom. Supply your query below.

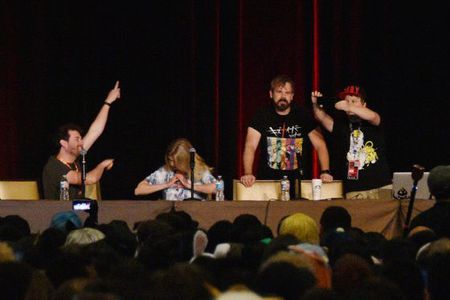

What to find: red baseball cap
left=338, top=85, right=366, bottom=101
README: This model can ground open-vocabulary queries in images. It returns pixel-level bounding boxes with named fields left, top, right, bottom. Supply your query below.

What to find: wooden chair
left=0, top=180, right=40, bottom=200
left=85, top=182, right=102, bottom=200
left=233, top=180, right=281, bottom=201
left=299, top=180, right=344, bottom=200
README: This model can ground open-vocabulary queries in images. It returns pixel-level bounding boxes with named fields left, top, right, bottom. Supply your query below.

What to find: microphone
left=80, top=148, right=87, bottom=156
left=316, top=96, right=339, bottom=108
left=189, top=147, right=196, bottom=170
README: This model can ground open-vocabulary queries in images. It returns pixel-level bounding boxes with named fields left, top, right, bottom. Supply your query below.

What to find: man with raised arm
left=311, top=85, right=391, bottom=199
left=42, top=81, right=121, bottom=200
left=240, top=75, right=333, bottom=198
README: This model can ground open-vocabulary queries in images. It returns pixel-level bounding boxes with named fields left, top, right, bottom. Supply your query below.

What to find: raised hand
left=311, top=90, right=323, bottom=104
left=105, top=81, right=121, bottom=104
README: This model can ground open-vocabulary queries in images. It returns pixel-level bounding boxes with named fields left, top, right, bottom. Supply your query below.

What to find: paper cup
left=312, top=179, right=322, bottom=200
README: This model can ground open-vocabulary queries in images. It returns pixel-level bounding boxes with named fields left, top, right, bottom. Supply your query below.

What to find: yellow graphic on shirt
left=347, top=129, right=379, bottom=169
left=267, top=137, right=303, bottom=170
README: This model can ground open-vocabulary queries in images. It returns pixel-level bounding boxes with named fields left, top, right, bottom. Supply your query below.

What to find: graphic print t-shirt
left=249, top=104, right=317, bottom=179
left=331, top=112, right=391, bottom=192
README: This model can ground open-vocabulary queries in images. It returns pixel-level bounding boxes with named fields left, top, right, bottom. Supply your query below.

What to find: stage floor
left=0, top=199, right=434, bottom=239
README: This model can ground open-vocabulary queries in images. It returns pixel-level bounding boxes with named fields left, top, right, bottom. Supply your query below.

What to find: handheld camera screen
left=72, top=200, right=91, bottom=211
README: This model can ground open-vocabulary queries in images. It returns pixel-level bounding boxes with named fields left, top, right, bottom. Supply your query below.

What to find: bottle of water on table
left=280, top=175, right=290, bottom=201
left=60, top=175, right=70, bottom=201
left=215, top=175, right=225, bottom=201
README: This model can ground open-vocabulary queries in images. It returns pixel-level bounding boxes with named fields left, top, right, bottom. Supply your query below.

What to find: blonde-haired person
left=135, top=138, right=216, bottom=200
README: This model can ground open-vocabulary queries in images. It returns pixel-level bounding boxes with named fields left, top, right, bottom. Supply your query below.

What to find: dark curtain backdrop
left=1, top=1, right=449, bottom=199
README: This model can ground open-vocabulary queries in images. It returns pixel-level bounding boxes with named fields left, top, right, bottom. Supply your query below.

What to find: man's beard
left=274, top=99, right=290, bottom=112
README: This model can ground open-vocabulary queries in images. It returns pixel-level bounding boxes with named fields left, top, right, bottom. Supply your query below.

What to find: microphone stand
left=75, top=148, right=98, bottom=226
left=186, top=147, right=198, bottom=201
left=295, top=150, right=303, bottom=200
left=81, top=149, right=87, bottom=199
left=403, top=164, right=425, bottom=237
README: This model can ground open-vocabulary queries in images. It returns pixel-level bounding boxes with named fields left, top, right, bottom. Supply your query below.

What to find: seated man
left=42, top=81, right=121, bottom=200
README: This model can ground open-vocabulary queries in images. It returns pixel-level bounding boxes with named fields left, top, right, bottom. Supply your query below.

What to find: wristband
left=104, top=102, right=112, bottom=106
left=320, top=169, right=331, bottom=175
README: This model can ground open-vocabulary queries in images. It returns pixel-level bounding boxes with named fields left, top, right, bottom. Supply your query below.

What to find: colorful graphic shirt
left=145, top=166, right=215, bottom=200
left=249, top=104, right=317, bottom=179
left=331, top=112, right=391, bottom=192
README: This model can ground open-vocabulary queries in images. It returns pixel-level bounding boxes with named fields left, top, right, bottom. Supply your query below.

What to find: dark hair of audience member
left=147, top=263, right=212, bottom=300
left=136, top=219, right=175, bottom=244
left=408, top=229, right=438, bottom=254
left=364, top=231, right=387, bottom=260
left=230, top=214, right=262, bottom=243
left=97, top=220, right=138, bottom=257
left=26, top=269, right=55, bottom=300
left=380, top=259, right=425, bottom=300
left=379, top=237, right=417, bottom=264
left=45, top=252, right=91, bottom=289
left=79, top=240, right=123, bottom=279
left=22, top=227, right=67, bottom=269
left=205, top=220, right=233, bottom=253
left=2, top=215, right=31, bottom=237
left=84, top=259, right=152, bottom=299
left=324, top=230, right=371, bottom=266
left=261, top=234, right=299, bottom=262
left=136, top=233, right=184, bottom=271
left=332, top=253, right=374, bottom=298
left=0, top=261, right=33, bottom=300
left=254, top=261, right=317, bottom=300
left=424, top=249, right=450, bottom=300
left=319, top=206, right=352, bottom=234
left=347, top=276, right=405, bottom=300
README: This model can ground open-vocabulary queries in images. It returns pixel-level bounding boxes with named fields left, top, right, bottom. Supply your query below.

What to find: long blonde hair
left=164, top=138, right=212, bottom=180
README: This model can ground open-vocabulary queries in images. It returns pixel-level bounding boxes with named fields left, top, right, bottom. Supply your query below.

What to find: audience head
left=427, top=165, right=450, bottom=200
left=319, top=206, right=351, bottom=235
left=50, top=211, right=82, bottom=234
left=206, top=220, right=233, bottom=253
left=0, top=261, right=33, bottom=300
left=64, top=227, right=105, bottom=248
left=278, top=213, right=319, bottom=245
left=255, top=261, right=316, bottom=300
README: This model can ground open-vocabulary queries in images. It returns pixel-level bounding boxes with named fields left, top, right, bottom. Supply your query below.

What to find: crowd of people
left=1, top=198, right=449, bottom=299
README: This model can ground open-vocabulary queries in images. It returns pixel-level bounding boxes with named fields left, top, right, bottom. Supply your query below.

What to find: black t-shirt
left=249, top=104, right=318, bottom=180
left=331, top=112, right=391, bottom=192
left=410, top=201, right=450, bottom=238
left=42, top=156, right=81, bottom=200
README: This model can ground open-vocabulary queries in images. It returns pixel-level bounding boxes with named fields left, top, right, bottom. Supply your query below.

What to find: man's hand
left=101, top=159, right=114, bottom=171
left=105, top=81, right=121, bottom=104
left=311, top=90, right=323, bottom=104
left=334, top=100, right=350, bottom=112
left=320, top=173, right=333, bottom=182
left=240, top=174, right=256, bottom=187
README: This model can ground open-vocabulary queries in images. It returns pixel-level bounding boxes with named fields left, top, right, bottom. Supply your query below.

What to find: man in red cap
left=311, top=85, right=391, bottom=199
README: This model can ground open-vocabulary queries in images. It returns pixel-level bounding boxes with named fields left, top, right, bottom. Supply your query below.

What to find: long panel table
left=0, top=199, right=434, bottom=239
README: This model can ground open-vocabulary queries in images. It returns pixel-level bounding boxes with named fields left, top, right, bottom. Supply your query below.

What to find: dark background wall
left=1, top=1, right=449, bottom=199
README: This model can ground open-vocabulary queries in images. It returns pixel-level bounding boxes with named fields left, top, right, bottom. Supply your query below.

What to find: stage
left=0, top=199, right=434, bottom=239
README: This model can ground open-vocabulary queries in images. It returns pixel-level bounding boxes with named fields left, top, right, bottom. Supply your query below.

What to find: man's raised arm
left=83, top=81, right=121, bottom=150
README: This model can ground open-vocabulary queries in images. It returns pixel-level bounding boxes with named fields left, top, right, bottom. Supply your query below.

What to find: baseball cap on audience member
left=427, top=165, right=450, bottom=199
left=338, top=85, right=367, bottom=102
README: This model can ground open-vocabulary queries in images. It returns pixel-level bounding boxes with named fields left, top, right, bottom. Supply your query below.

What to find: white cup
left=311, top=179, right=322, bottom=200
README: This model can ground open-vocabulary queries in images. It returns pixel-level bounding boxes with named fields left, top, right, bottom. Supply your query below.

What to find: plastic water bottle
left=59, top=175, right=70, bottom=201
left=215, top=175, right=225, bottom=201
left=280, top=175, right=290, bottom=201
